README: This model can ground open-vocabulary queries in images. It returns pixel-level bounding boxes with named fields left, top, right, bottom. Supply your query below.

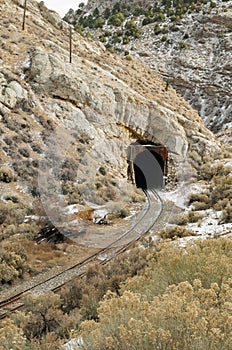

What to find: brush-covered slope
left=66, top=0, right=232, bottom=136
left=0, top=0, right=218, bottom=227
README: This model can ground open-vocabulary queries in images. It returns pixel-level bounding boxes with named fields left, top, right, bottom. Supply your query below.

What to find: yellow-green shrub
left=80, top=280, right=232, bottom=350
left=79, top=239, right=232, bottom=350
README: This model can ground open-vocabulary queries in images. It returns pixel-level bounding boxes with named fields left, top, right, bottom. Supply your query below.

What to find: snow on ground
left=64, top=204, right=82, bottom=215
left=62, top=337, right=83, bottom=350
left=156, top=178, right=231, bottom=245
left=161, top=180, right=207, bottom=209
left=186, top=209, right=232, bottom=237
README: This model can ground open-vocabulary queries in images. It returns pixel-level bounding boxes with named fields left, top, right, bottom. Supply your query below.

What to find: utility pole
left=22, top=0, right=27, bottom=31
left=165, top=79, right=170, bottom=91
left=69, top=26, right=72, bottom=63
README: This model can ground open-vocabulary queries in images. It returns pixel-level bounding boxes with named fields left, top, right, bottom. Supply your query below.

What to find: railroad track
left=0, top=189, right=163, bottom=319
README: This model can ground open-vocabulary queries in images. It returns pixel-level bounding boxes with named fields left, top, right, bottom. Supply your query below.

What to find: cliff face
left=134, top=5, right=232, bottom=134
left=0, top=0, right=218, bottom=216
left=68, top=0, right=232, bottom=137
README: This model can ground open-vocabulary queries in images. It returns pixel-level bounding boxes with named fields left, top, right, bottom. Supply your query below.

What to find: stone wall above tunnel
left=26, top=46, right=219, bottom=162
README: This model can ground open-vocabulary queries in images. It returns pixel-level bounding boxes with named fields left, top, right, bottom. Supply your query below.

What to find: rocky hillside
left=65, top=0, right=232, bottom=137
left=0, top=0, right=218, bottom=230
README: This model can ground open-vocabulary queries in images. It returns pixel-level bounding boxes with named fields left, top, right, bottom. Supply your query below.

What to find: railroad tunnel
left=128, top=143, right=168, bottom=190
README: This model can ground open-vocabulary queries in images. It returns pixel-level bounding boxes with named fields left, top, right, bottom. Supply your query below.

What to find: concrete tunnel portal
left=128, top=143, right=168, bottom=190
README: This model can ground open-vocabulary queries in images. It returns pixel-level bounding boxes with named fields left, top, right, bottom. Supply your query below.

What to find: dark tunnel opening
left=133, top=148, right=165, bottom=190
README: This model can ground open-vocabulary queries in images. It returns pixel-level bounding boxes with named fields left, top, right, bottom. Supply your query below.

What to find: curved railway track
left=0, top=189, right=163, bottom=319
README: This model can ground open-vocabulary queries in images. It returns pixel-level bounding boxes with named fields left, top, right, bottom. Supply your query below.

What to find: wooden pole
left=22, top=0, right=27, bottom=31
left=69, top=26, right=72, bottom=63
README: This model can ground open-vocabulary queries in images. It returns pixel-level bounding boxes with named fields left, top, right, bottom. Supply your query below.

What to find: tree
left=108, top=13, right=125, bottom=27
left=94, top=16, right=105, bottom=29
left=93, top=7, right=99, bottom=17
left=103, top=8, right=111, bottom=19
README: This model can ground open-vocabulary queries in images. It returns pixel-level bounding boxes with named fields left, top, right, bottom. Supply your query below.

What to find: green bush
left=125, top=19, right=136, bottom=30
left=154, top=24, right=162, bottom=35
left=179, top=40, right=188, bottom=49
left=154, top=12, right=165, bottom=21
left=133, top=5, right=143, bottom=16
left=94, top=16, right=105, bottom=29
left=111, top=35, right=121, bottom=44
left=99, top=35, right=106, bottom=43
left=162, top=25, right=169, bottom=33
left=125, top=20, right=142, bottom=38
left=108, top=13, right=124, bottom=27
left=142, top=16, right=154, bottom=25
left=103, top=8, right=111, bottom=19
left=123, top=36, right=130, bottom=44
left=130, top=27, right=142, bottom=39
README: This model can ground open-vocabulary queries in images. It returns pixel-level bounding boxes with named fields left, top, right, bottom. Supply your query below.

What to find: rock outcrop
left=70, top=0, right=232, bottom=137
left=0, top=0, right=219, bottom=216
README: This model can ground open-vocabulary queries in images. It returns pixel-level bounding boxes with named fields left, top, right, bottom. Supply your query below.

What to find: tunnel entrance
left=128, top=144, right=168, bottom=190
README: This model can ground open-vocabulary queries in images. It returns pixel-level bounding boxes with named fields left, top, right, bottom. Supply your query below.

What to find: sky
left=38, top=0, right=87, bottom=17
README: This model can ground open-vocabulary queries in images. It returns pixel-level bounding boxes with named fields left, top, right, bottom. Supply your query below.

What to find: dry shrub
left=79, top=239, right=232, bottom=350
left=131, top=189, right=146, bottom=203
left=0, top=247, right=28, bottom=284
left=187, top=210, right=203, bottom=223
left=169, top=211, right=203, bottom=225
left=159, top=226, right=195, bottom=239
left=221, top=203, right=232, bottom=224
left=12, top=292, right=75, bottom=342
left=60, top=248, right=149, bottom=320
left=168, top=213, right=188, bottom=225
left=0, top=165, right=14, bottom=182
left=200, top=163, right=232, bottom=182
left=192, top=201, right=210, bottom=211
left=188, top=150, right=202, bottom=165
left=0, top=319, right=26, bottom=350
left=214, top=198, right=230, bottom=211
left=151, top=238, right=232, bottom=293
left=189, top=192, right=210, bottom=204
left=80, top=280, right=232, bottom=350
left=210, top=175, right=231, bottom=207
left=213, top=145, right=232, bottom=159
left=189, top=162, right=231, bottom=214
left=0, top=202, right=30, bottom=226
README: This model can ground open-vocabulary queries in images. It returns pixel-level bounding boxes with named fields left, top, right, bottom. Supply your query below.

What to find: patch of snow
left=93, top=208, right=108, bottom=224
left=161, top=181, right=206, bottom=209
left=97, top=254, right=109, bottom=261
left=186, top=209, right=232, bottom=237
left=16, top=184, right=29, bottom=194
left=93, top=209, right=108, bottom=218
left=65, top=204, right=82, bottom=215
left=24, top=215, right=40, bottom=222
left=62, top=337, right=83, bottom=350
